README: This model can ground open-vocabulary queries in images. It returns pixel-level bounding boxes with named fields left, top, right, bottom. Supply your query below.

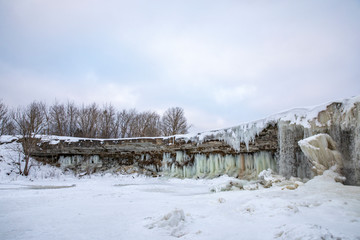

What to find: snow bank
left=209, top=177, right=252, bottom=192
left=209, top=169, right=306, bottom=192
left=0, top=140, right=72, bottom=182
left=275, top=223, right=350, bottom=240
left=0, top=163, right=359, bottom=239
left=146, top=209, right=188, bottom=238
left=0, top=135, right=18, bottom=143
left=304, top=167, right=346, bottom=187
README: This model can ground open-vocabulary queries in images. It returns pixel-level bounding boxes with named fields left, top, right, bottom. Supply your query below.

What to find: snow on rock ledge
left=177, top=95, right=360, bottom=152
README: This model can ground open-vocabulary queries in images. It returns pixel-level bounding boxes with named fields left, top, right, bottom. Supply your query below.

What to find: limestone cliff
left=27, top=96, right=360, bottom=185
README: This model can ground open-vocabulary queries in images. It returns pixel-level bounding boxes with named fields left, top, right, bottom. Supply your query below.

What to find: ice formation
left=163, top=96, right=359, bottom=180
left=161, top=151, right=276, bottom=178
left=163, top=95, right=359, bottom=181
left=59, top=155, right=102, bottom=172
left=298, top=134, right=343, bottom=175
left=175, top=119, right=270, bottom=152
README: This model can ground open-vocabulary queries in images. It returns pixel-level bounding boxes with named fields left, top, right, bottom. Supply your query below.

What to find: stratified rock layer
left=27, top=97, right=360, bottom=185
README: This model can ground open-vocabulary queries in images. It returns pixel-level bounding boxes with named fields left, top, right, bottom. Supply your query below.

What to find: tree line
left=0, top=100, right=191, bottom=138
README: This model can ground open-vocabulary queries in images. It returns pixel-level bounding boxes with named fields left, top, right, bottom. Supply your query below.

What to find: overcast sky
left=0, top=0, right=359, bottom=132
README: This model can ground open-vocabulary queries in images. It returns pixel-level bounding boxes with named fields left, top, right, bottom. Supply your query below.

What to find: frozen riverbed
left=0, top=173, right=359, bottom=240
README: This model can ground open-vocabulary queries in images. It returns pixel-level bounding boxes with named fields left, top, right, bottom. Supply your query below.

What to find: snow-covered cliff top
left=2, top=95, right=359, bottom=152
left=176, top=95, right=360, bottom=151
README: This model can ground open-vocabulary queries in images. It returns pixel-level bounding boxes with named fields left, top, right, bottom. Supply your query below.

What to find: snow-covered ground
left=1, top=168, right=359, bottom=239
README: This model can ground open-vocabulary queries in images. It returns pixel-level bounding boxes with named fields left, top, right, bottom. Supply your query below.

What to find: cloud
left=0, top=64, right=139, bottom=108
left=0, top=0, right=359, bottom=131
left=214, top=85, right=257, bottom=105
left=185, top=108, right=234, bottom=132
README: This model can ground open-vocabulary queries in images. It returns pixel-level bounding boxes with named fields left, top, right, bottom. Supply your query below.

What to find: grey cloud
left=0, top=0, right=359, bottom=131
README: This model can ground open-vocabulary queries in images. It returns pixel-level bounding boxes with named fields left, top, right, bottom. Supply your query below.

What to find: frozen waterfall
left=161, top=151, right=276, bottom=178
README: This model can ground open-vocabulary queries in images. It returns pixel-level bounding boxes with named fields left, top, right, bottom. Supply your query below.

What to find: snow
left=0, top=135, right=18, bottom=143
left=1, top=140, right=359, bottom=240
left=37, top=134, right=172, bottom=144
left=0, top=169, right=359, bottom=240
left=146, top=209, right=188, bottom=238
left=0, top=140, right=72, bottom=182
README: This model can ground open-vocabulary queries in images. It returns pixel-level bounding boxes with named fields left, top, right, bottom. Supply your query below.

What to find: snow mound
left=209, top=169, right=305, bottom=192
left=304, top=167, right=346, bottom=187
left=146, top=209, right=188, bottom=237
left=275, top=223, right=351, bottom=240
left=209, top=178, right=250, bottom=192
left=258, top=168, right=285, bottom=188
left=208, top=175, right=263, bottom=192
left=258, top=169, right=304, bottom=189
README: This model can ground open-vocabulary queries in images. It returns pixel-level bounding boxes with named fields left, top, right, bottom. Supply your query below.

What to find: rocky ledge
left=22, top=96, right=360, bottom=185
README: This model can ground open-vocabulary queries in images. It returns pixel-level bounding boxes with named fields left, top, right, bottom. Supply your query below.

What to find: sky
left=0, top=0, right=359, bottom=133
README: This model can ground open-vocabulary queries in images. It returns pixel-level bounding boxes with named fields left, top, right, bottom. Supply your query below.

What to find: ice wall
left=59, top=155, right=101, bottom=170
left=277, top=121, right=313, bottom=179
left=161, top=151, right=276, bottom=179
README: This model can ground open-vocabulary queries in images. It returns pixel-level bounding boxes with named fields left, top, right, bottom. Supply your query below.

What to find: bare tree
left=12, top=101, right=46, bottom=176
left=66, top=101, right=78, bottom=136
left=77, top=103, right=99, bottom=138
left=0, top=100, right=14, bottom=135
left=42, top=103, right=51, bottom=135
left=117, top=109, right=137, bottom=138
left=5, top=99, right=192, bottom=140
left=115, top=109, right=161, bottom=138
left=133, top=111, right=161, bottom=137
left=0, top=100, right=8, bottom=135
left=161, top=107, right=190, bottom=136
left=144, top=111, right=161, bottom=137
left=49, top=102, right=67, bottom=136
left=98, top=104, right=116, bottom=138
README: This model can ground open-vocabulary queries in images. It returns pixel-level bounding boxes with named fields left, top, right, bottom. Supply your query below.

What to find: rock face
left=31, top=125, right=279, bottom=178
left=28, top=96, right=360, bottom=185
left=277, top=100, right=360, bottom=185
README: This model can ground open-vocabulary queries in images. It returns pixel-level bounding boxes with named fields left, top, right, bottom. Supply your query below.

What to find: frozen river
left=1, top=173, right=360, bottom=240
